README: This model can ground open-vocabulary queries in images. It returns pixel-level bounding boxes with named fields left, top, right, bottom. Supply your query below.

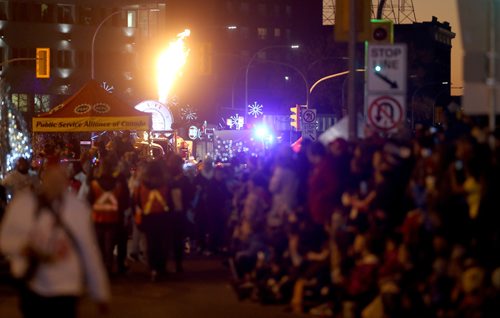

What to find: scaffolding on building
left=323, top=0, right=417, bottom=25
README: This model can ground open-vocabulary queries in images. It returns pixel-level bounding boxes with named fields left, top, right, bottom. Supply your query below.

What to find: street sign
left=301, top=109, right=316, bottom=124
left=301, top=109, right=317, bottom=141
left=366, top=95, right=405, bottom=132
left=367, top=44, right=407, bottom=94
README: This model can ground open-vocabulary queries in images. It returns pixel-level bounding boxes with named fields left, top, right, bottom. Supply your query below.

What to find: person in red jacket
left=88, top=154, right=130, bottom=275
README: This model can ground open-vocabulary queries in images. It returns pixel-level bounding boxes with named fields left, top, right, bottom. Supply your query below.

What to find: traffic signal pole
left=488, top=1, right=497, bottom=133
left=347, top=0, right=358, bottom=141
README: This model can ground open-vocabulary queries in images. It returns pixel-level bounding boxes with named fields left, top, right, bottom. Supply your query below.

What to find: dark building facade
left=0, top=0, right=169, bottom=124
left=0, top=0, right=454, bottom=129
left=165, top=0, right=324, bottom=122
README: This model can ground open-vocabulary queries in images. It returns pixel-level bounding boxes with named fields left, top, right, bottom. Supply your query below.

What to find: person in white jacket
left=0, top=161, right=110, bottom=318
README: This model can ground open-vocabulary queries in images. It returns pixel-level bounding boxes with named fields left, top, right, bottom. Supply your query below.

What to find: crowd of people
left=0, top=116, right=500, bottom=317
left=227, top=121, right=500, bottom=317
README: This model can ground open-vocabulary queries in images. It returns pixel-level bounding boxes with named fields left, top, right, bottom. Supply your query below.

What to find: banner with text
left=33, top=116, right=151, bottom=132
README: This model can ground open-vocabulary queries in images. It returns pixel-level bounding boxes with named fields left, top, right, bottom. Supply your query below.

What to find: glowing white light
left=101, top=82, right=114, bottom=93
left=157, top=29, right=191, bottom=104
left=248, top=102, right=264, bottom=118
left=228, top=114, right=244, bottom=129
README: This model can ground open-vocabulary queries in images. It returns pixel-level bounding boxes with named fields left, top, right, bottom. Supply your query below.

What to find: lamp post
left=91, top=10, right=122, bottom=80
left=245, top=45, right=300, bottom=120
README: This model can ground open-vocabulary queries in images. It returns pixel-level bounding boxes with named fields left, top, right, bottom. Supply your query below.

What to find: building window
left=0, top=47, right=4, bottom=72
left=57, top=50, right=73, bottom=68
left=240, top=2, right=249, bottom=13
left=226, top=1, right=234, bottom=12
left=111, top=7, right=121, bottom=27
left=76, top=51, right=90, bottom=68
left=79, top=6, right=93, bottom=25
left=257, top=27, right=267, bottom=40
left=57, top=5, right=74, bottom=24
left=34, top=94, right=51, bottom=113
left=258, top=3, right=267, bottom=16
left=241, top=27, right=249, bottom=39
left=38, top=4, right=55, bottom=23
left=11, top=93, right=28, bottom=113
left=12, top=2, right=28, bottom=21
left=273, top=4, right=280, bottom=17
left=285, top=29, right=291, bottom=40
left=12, top=48, right=31, bottom=66
left=285, top=5, right=292, bottom=17
left=127, top=10, right=137, bottom=28
left=274, top=28, right=281, bottom=38
left=0, top=1, right=7, bottom=20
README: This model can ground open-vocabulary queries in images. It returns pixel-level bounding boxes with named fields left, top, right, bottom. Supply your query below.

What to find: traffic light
left=370, top=19, right=394, bottom=44
left=334, top=0, right=371, bottom=42
left=290, top=105, right=300, bottom=130
left=36, top=48, right=50, bottom=78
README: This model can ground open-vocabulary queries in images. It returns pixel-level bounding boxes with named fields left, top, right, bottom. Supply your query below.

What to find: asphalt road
left=0, top=257, right=305, bottom=318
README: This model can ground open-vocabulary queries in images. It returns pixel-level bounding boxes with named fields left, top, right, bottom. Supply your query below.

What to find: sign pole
left=348, top=0, right=358, bottom=141
left=488, top=0, right=497, bottom=133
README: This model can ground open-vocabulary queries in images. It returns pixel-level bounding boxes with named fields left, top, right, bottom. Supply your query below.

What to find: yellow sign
left=32, top=116, right=150, bottom=132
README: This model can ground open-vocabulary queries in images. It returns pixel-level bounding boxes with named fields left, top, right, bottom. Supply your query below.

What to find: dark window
left=0, top=1, right=7, bottom=20
left=57, top=5, right=74, bottom=24
left=285, top=5, right=292, bottom=17
left=12, top=2, right=28, bottom=22
left=258, top=4, right=267, bottom=17
left=111, top=7, right=121, bottom=27
left=240, top=2, right=249, bottom=13
left=226, top=1, right=234, bottom=12
left=273, top=4, right=280, bottom=17
left=79, top=6, right=93, bottom=25
left=12, top=48, right=31, bottom=66
left=57, top=50, right=73, bottom=68
left=0, top=47, right=4, bottom=71
left=41, top=4, right=55, bottom=23
left=241, top=27, right=249, bottom=39
left=76, top=51, right=86, bottom=68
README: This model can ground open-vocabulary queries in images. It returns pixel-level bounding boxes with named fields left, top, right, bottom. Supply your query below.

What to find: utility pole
left=347, top=0, right=358, bottom=140
left=488, top=0, right=497, bottom=132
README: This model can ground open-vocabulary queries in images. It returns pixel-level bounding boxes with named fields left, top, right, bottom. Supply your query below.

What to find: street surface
left=0, top=257, right=305, bottom=318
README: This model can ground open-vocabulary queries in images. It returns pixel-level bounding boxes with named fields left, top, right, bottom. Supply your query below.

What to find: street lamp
left=91, top=10, right=122, bottom=80
left=245, top=44, right=300, bottom=120
left=309, top=69, right=366, bottom=94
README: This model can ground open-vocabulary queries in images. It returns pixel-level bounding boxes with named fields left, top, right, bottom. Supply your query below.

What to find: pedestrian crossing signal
left=36, top=48, right=50, bottom=78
